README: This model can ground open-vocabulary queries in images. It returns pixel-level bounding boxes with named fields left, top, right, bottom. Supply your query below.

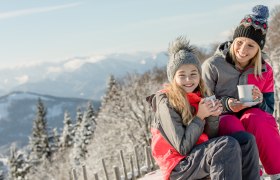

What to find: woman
left=202, top=5, right=280, bottom=179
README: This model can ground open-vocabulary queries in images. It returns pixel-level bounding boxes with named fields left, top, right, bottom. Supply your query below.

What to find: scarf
left=187, top=91, right=209, bottom=144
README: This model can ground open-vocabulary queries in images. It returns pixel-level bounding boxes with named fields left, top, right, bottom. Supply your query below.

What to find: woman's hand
left=228, top=98, right=248, bottom=112
left=252, top=85, right=263, bottom=104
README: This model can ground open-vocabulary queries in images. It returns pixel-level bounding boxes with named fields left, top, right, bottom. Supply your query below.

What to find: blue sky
left=0, top=0, right=279, bottom=68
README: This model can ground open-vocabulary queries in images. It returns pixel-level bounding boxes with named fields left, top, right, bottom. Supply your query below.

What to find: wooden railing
left=70, top=146, right=157, bottom=180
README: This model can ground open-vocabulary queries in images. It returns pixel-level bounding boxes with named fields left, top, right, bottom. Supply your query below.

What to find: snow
left=138, top=170, right=162, bottom=180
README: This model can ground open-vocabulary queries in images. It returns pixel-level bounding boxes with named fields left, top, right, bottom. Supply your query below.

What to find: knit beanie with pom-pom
left=167, top=36, right=201, bottom=82
left=233, top=5, right=269, bottom=49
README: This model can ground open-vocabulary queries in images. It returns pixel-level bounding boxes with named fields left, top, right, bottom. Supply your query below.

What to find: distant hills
left=0, top=91, right=99, bottom=156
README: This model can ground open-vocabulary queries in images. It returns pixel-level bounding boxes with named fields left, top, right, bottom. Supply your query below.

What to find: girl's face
left=233, top=37, right=259, bottom=68
left=174, top=64, right=200, bottom=93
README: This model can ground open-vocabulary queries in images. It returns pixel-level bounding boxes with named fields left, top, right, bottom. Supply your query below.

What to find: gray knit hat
left=167, top=36, right=201, bottom=82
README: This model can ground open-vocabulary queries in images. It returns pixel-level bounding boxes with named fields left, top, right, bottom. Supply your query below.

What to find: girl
left=202, top=5, right=280, bottom=179
left=147, top=37, right=260, bottom=180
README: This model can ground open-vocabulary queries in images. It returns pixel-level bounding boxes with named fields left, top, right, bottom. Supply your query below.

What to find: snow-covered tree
left=269, top=47, right=280, bottom=101
left=81, top=102, right=96, bottom=147
left=73, top=108, right=83, bottom=134
left=118, top=67, right=166, bottom=146
left=86, top=67, right=166, bottom=179
left=49, top=128, right=60, bottom=154
left=266, top=5, right=280, bottom=106
left=28, top=98, right=50, bottom=163
left=60, top=111, right=74, bottom=149
left=8, top=146, right=30, bottom=180
left=266, top=5, right=280, bottom=53
left=101, top=74, right=118, bottom=107
left=72, top=103, right=96, bottom=166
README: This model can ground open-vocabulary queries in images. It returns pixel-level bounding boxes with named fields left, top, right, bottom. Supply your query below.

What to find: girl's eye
left=248, top=44, right=254, bottom=48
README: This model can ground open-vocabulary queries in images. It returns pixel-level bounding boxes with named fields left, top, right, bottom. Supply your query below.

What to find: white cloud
left=88, top=55, right=106, bottom=63
left=3, top=79, right=8, bottom=84
left=47, top=66, right=62, bottom=73
left=63, top=59, right=84, bottom=71
left=0, top=3, right=81, bottom=19
left=15, top=75, right=29, bottom=84
left=140, top=59, right=146, bottom=64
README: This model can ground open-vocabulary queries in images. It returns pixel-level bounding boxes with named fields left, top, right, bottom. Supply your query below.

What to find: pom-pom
left=168, top=36, right=195, bottom=56
left=252, top=5, right=269, bottom=19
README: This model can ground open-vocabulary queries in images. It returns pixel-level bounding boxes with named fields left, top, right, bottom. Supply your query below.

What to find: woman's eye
left=191, top=74, right=197, bottom=76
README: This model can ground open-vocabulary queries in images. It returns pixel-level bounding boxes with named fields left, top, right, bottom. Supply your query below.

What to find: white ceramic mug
left=237, top=84, right=254, bottom=102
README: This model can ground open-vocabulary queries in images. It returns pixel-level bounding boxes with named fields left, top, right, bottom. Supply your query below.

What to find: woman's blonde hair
left=229, top=38, right=263, bottom=78
left=165, top=76, right=210, bottom=125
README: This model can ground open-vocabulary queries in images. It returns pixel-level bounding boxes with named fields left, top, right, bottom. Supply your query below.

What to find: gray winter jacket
left=148, top=92, right=219, bottom=155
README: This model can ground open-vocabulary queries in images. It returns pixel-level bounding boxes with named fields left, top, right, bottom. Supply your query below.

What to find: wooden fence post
left=71, top=168, right=78, bottom=180
left=69, top=170, right=73, bottom=180
left=82, top=165, right=88, bottom=180
left=130, top=155, right=136, bottom=180
left=134, top=146, right=140, bottom=177
left=94, top=173, right=99, bottom=180
left=148, top=146, right=155, bottom=170
left=145, top=146, right=151, bottom=172
left=120, top=150, right=128, bottom=180
left=113, top=166, right=121, bottom=180
left=102, top=158, right=109, bottom=180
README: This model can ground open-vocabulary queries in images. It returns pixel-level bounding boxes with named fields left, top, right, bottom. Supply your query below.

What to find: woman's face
left=174, top=64, right=200, bottom=93
left=233, top=37, right=259, bottom=68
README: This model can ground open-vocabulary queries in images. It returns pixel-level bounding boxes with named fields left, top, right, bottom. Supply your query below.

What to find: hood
left=214, top=41, right=232, bottom=58
left=146, top=94, right=157, bottom=112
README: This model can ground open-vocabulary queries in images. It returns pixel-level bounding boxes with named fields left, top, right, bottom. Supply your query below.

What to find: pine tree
left=73, top=108, right=83, bottom=134
left=49, top=128, right=60, bottom=153
left=72, top=103, right=96, bottom=166
left=8, top=146, right=30, bottom=180
left=81, top=102, right=96, bottom=148
left=60, top=111, right=74, bottom=149
left=101, top=75, right=118, bottom=106
left=70, top=108, right=83, bottom=166
left=28, top=98, right=50, bottom=163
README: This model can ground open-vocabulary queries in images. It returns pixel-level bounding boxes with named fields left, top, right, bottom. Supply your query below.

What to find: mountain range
left=0, top=51, right=167, bottom=100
